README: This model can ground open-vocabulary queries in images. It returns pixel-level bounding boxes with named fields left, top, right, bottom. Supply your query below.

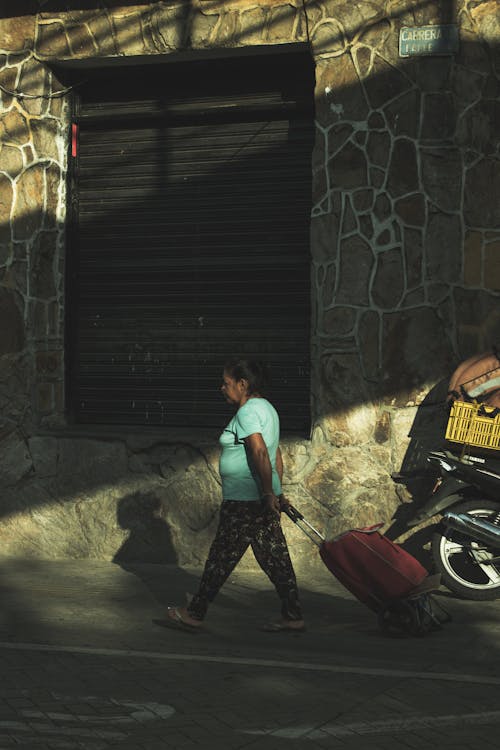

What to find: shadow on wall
left=113, top=490, right=177, bottom=566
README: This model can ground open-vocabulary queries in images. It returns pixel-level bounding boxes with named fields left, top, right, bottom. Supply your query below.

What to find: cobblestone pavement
left=1, top=558, right=500, bottom=749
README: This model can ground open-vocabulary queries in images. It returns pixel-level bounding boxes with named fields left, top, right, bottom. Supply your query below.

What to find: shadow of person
left=113, top=490, right=177, bottom=566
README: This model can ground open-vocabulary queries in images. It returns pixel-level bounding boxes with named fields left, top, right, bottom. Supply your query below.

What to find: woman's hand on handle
left=262, top=493, right=281, bottom=515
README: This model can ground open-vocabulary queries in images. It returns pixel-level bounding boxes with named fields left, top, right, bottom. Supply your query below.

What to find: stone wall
left=0, top=0, right=499, bottom=570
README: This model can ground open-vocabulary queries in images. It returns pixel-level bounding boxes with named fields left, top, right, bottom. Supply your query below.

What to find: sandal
left=154, top=606, right=203, bottom=632
left=262, top=620, right=306, bottom=633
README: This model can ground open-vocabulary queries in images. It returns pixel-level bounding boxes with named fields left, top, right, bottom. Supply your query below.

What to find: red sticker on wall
left=71, top=123, right=78, bottom=157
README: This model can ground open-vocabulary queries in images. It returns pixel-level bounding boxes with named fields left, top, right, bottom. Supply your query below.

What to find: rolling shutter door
left=68, top=53, right=314, bottom=431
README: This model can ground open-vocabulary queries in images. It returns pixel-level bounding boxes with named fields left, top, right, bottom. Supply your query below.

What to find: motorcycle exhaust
left=443, top=512, right=500, bottom=550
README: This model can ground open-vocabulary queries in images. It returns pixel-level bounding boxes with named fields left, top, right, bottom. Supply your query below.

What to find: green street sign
left=399, top=25, right=459, bottom=57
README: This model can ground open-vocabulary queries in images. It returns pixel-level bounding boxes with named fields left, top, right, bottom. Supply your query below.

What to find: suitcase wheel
left=378, top=600, right=420, bottom=638
left=378, top=594, right=445, bottom=638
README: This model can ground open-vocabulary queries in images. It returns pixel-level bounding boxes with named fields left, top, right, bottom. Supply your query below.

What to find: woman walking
left=166, top=359, right=304, bottom=632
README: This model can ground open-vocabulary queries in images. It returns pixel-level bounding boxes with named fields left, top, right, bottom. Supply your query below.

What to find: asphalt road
left=1, top=557, right=500, bottom=749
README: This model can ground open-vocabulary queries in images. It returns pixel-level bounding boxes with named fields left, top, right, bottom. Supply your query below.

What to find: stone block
left=321, top=351, right=372, bottom=413
left=31, top=231, right=57, bottom=299
left=0, top=431, right=33, bottom=487
left=267, top=4, right=297, bottom=43
left=341, top=195, right=357, bottom=233
left=457, top=99, right=500, bottom=156
left=464, top=157, right=500, bottom=228
left=390, top=406, right=417, bottom=472
left=372, top=247, right=404, bottom=310
left=149, top=2, right=191, bottom=49
left=0, top=144, right=23, bottom=178
left=328, top=141, right=367, bottom=190
left=36, top=20, right=70, bottom=58
left=112, top=11, right=150, bottom=55
left=352, top=189, right=374, bottom=212
left=67, top=23, right=98, bottom=57
left=312, top=17, right=348, bottom=56
left=27, top=299, right=48, bottom=340
left=359, top=309, right=380, bottom=379
left=0, top=173, right=13, bottom=243
left=0, top=288, right=24, bottom=355
left=395, top=193, right=425, bottom=227
left=28, top=435, right=58, bottom=478
left=303, top=446, right=397, bottom=530
left=0, top=109, right=30, bottom=146
left=0, top=242, right=11, bottom=266
left=157, top=469, right=221, bottom=566
left=0, top=16, right=36, bottom=52
left=370, top=166, right=385, bottom=188
left=421, top=147, right=462, bottom=212
left=413, top=56, right=453, bottom=92
left=36, top=350, right=62, bottom=376
left=361, top=53, right=411, bottom=110
left=385, top=89, right=420, bottom=138
left=322, top=306, right=355, bottom=336
left=57, top=438, right=128, bottom=491
left=366, top=130, right=390, bottom=168
left=421, top=92, right=456, bottom=141
left=374, top=410, right=391, bottom=444
left=357, top=17, right=392, bottom=53
left=315, top=56, right=368, bottom=125
left=463, top=230, right=483, bottom=287
left=0, top=66, right=17, bottom=108
left=485, top=242, right=500, bottom=292
left=310, top=210, right=340, bottom=262
left=376, top=228, right=391, bottom=245
left=403, top=226, right=423, bottom=288
left=316, top=262, right=336, bottom=308
left=88, top=13, right=118, bottom=56
left=311, top=165, right=327, bottom=205
left=470, top=0, right=500, bottom=45
left=427, top=282, right=450, bottom=305
left=387, top=138, right=418, bottom=198
left=425, top=211, right=462, bottom=285
left=17, top=59, right=49, bottom=117
left=374, top=193, right=391, bottom=222
left=403, top=288, right=424, bottom=306
left=336, top=234, right=373, bottom=305
left=13, top=165, right=45, bottom=241
left=189, top=9, right=221, bottom=46
left=37, top=382, right=54, bottom=414
left=1, top=258, right=28, bottom=295
left=31, top=118, right=60, bottom=162
left=0, top=349, right=29, bottom=405
left=45, top=164, right=61, bottom=229
left=53, top=381, right=64, bottom=413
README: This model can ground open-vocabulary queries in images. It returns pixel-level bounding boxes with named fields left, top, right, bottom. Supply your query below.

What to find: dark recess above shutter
left=67, top=51, right=314, bottom=432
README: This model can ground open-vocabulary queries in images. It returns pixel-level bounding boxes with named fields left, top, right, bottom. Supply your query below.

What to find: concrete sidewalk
left=1, top=557, right=500, bottom=749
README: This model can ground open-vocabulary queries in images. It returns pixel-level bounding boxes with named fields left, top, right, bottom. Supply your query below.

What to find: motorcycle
left=406, top=450, right=500, bottom=600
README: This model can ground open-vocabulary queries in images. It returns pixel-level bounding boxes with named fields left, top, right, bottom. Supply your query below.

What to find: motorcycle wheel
left=432, top=498, right=500, bottom=600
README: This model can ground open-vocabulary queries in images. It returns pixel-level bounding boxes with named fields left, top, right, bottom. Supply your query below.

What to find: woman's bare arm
left=244, top=432, right=280, bottom=513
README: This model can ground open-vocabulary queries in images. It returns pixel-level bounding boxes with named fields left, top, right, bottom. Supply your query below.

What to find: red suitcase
left=284, top=505, right=446, bottom=635
left=319, top=526, right=428, bottom=612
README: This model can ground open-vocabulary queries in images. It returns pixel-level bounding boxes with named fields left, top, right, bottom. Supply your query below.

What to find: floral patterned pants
left=187, top=500, right=302, bottom=622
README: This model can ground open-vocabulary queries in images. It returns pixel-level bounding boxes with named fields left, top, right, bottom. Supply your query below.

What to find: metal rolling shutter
left=67, top=53, right=314, bottom=431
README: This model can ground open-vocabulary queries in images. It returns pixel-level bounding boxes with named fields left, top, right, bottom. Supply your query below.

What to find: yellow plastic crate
left=445, top=400, right=500, bottom=451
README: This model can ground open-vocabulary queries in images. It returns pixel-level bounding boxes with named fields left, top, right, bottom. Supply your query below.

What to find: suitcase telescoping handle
left=283, top=504, right=325, bottom=547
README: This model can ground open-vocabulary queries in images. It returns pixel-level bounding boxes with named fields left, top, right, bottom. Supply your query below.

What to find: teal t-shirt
left=219, top=398, right=282, bottom=501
